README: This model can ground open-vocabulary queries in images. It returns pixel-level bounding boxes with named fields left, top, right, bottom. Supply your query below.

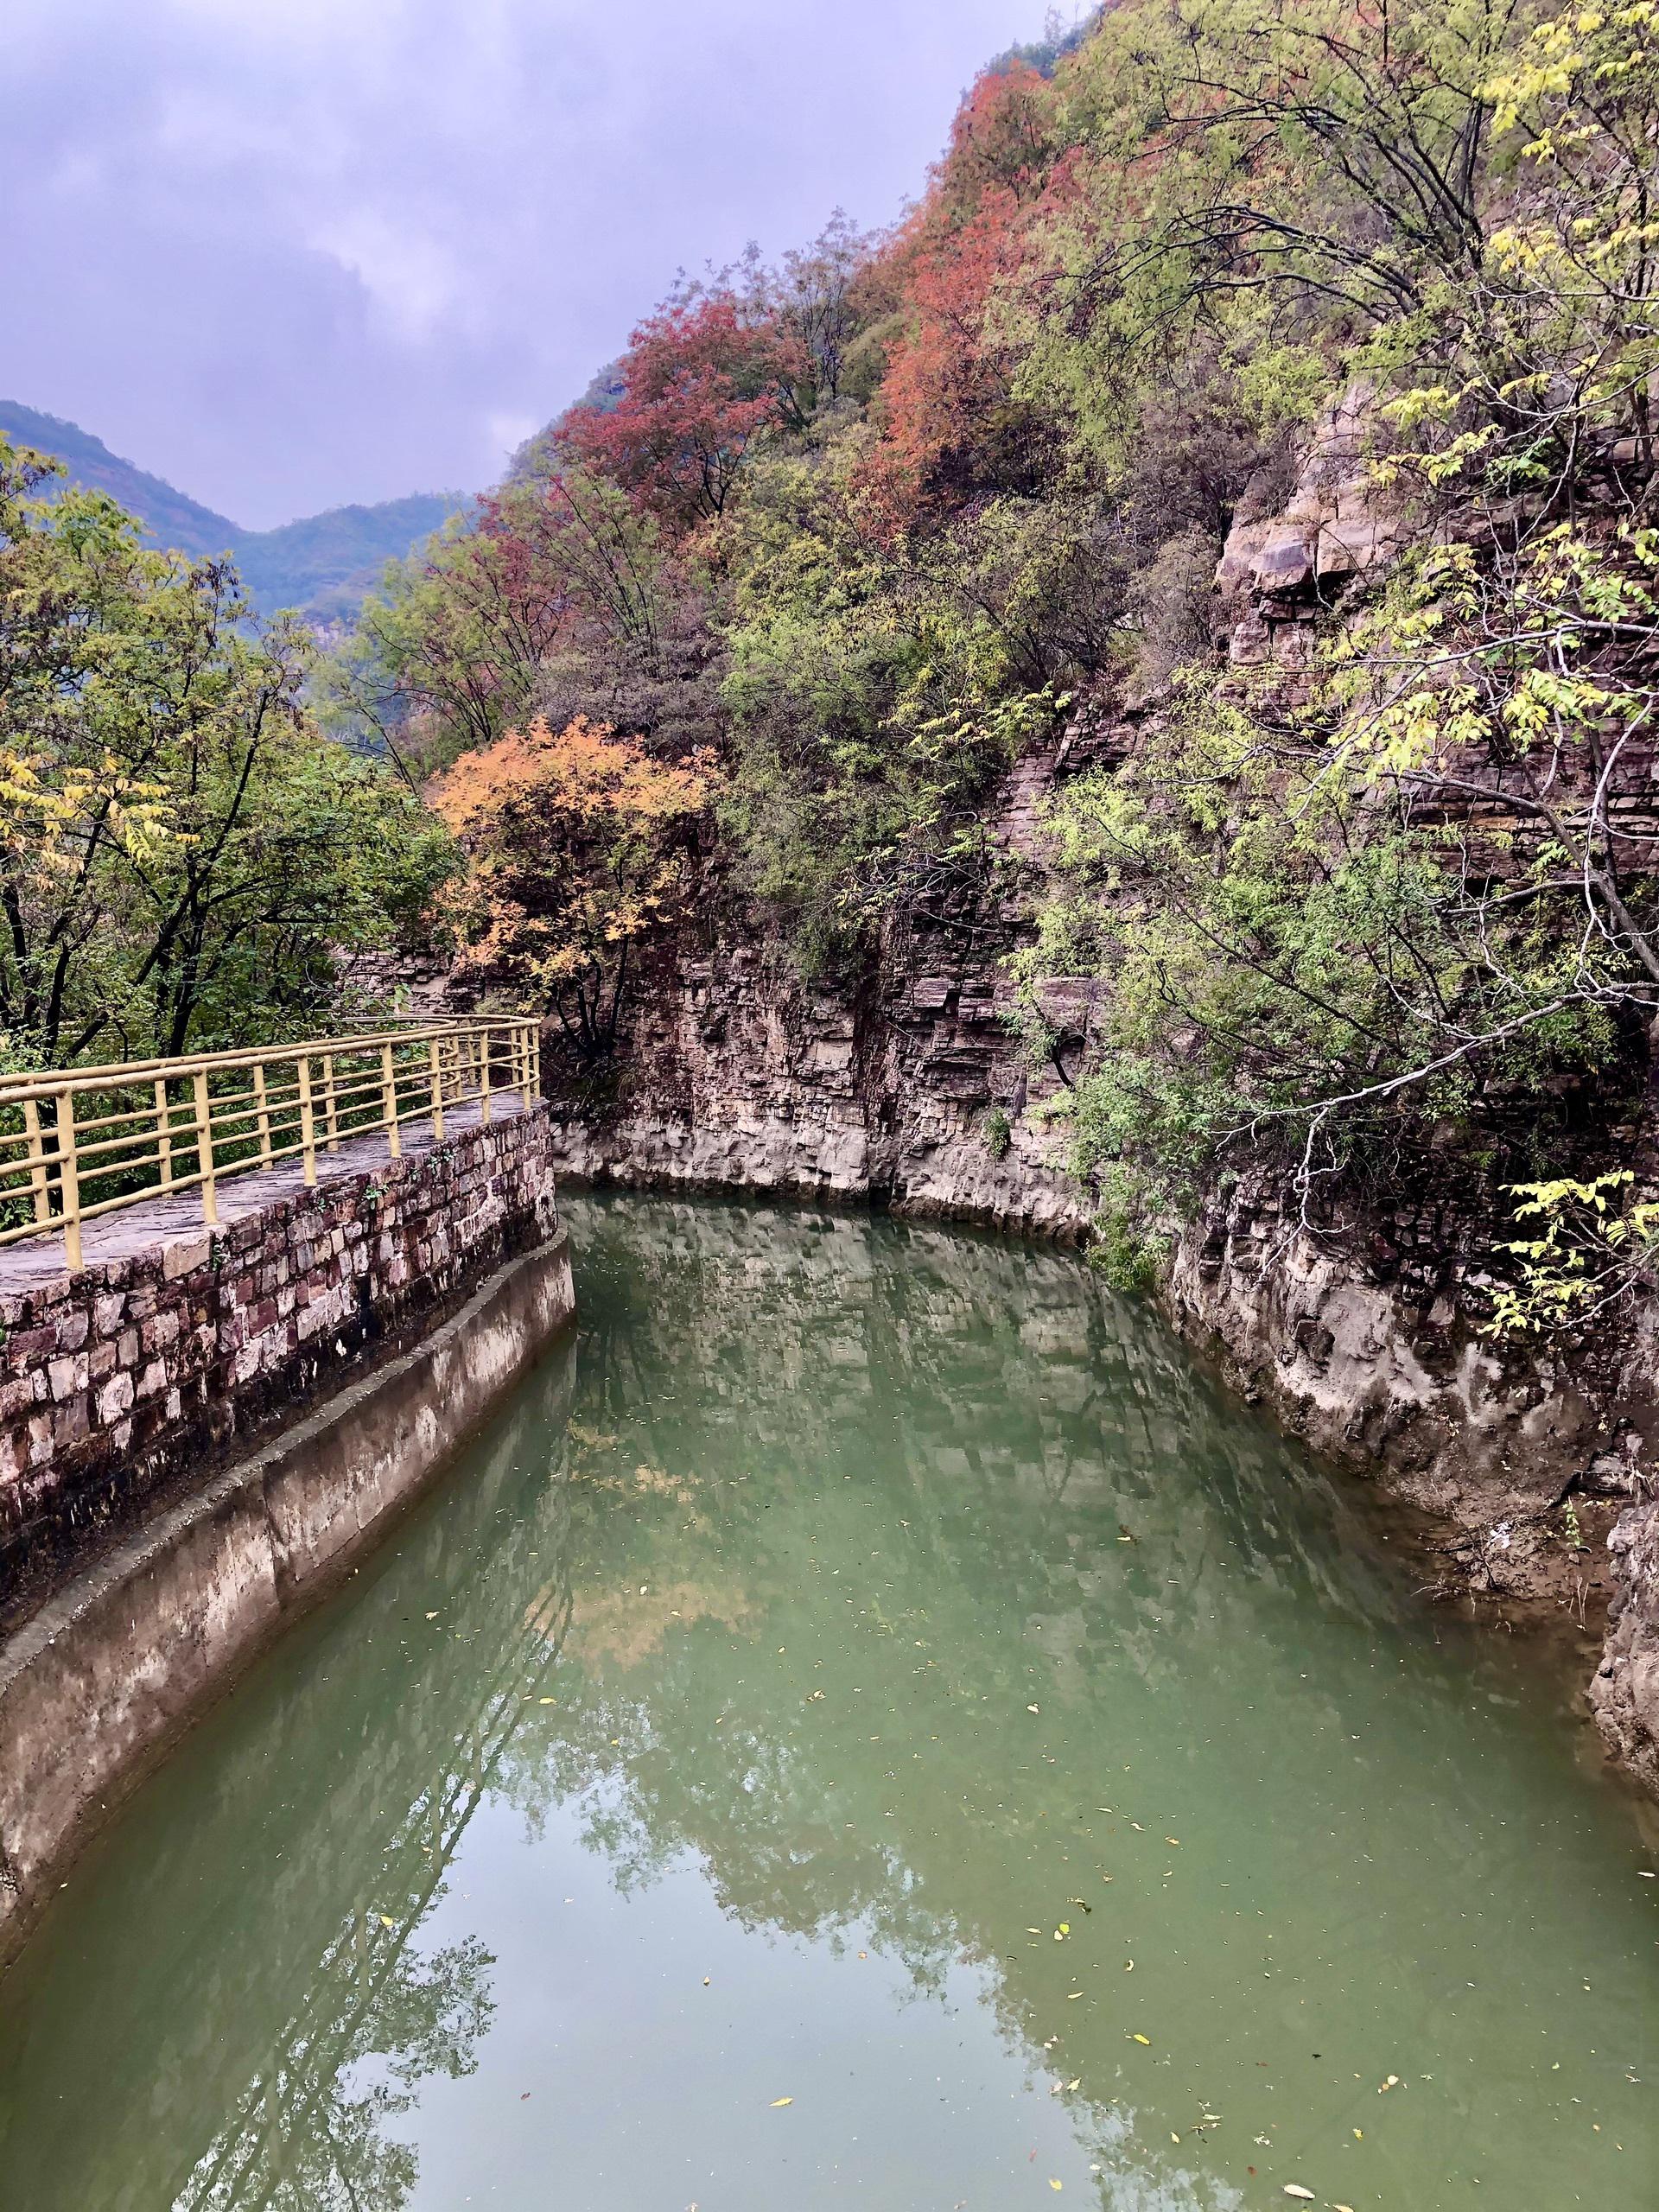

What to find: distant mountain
left=0, top=400, right=462, bottom=623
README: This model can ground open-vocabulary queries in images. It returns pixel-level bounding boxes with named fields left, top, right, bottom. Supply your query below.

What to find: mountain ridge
left=0, top=399, right=461, bottom=622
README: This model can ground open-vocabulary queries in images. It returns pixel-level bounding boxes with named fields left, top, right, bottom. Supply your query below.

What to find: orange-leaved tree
left=428, top=715, right=718, bottom=1061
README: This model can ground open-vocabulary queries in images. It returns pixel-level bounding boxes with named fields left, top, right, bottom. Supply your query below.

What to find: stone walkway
left=0, top=1092, right=532, bottom=1291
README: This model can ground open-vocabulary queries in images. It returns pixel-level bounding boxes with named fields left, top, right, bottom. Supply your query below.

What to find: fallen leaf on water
left=1165, top=1837, right=1180, bottom=1847
left=1027, top=1704, right=1040, bottom=1714
left=538, top=1697, right=557, bottom=1706
left=1353, top=2127, right=1363, bottom=2140
left=1170, top=2133, right=1180, bottom=2144
left=702, top=1977, right=710, bottom=1986
left=1066, top=1991, right=1083, bottom=2000
left=378, top=1915, right=394, bottom=1929
left=769, top=2097, right=793, bottom=2108
left=1282, top=2189, right=1316, bottom=2202
left=1048, top=2183, right=1063, bottom=2193
left=424, top=1611, right=438, bottom=1621
left=1379, top=2074, right=1399, bottom=2091
left=1067, top=2079, right=1080, bottom=2091
left=1132, top=2033, right=1151, bottom=2046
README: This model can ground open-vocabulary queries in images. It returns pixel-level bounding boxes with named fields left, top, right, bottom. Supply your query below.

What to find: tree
left=770, top=212, right=881, bottom=411
left=0, top=435, right=448, bottom=1065
left=427, top=715, right=717, bottom=1059
left=557, top=284, right=802, bottom=530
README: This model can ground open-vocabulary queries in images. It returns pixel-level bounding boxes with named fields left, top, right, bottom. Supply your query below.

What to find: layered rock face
left=546, top=398, right=1659, bottom=1796
left=547, top=834, right=1091, bottom=1244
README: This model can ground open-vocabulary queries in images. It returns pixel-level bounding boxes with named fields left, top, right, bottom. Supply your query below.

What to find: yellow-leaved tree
left=428, top=715, right=719, bottom=1060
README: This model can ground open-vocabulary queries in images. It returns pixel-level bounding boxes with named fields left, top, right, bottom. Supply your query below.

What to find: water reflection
left=0, top=1194, right=1653, bottom=2212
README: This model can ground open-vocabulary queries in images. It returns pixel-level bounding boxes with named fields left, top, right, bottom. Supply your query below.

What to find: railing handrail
left=0, top=1015, right=543, bottom=1274
left=0, top=1018, right=518, bottom=1106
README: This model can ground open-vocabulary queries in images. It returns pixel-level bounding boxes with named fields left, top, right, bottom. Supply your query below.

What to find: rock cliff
left=543, top=398, right=1659, bottom=1798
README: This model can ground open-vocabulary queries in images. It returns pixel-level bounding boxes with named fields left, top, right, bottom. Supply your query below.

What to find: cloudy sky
left=3, top=0, right=1058, bottom=529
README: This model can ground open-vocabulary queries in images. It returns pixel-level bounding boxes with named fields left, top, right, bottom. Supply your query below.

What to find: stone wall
left=0, top=1104, right=559, bottom=1611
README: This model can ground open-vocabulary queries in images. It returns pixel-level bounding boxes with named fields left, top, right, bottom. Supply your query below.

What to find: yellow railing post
left=480, top=1023, right=493, bottom=1126
left=381, top=1042, right=402, bottom=1159
left=155, top=1078, right=173, bottom=1189
left=298, top=1056, right=316, bottom=1186
left=194, top=1069, right=219, bottom=1227
left=429, top=1038, right=445, bottom=1141
left=322, top=1052, right=339, bottom=1151
left=252, top=1061, right=272, bottom=1168
left=22, top=1097, right=49, bottom=1226
left=57, top=1089, right=82, bottom=1274
left=520, top=1020, right=537, bottom=1107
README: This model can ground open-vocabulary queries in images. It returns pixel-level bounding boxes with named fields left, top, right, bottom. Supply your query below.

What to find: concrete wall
left=0, top=1104, right=559, bottom=1605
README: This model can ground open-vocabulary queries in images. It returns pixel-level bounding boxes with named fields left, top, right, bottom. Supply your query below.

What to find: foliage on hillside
left=0, top=439, right=450, bottom=1067
left=429, top=716, right=717, bottom=1061
left=335, top=0, right=1659, bottom=1241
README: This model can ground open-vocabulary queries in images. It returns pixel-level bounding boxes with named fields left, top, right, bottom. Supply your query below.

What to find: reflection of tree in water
left=169, top=1445, right=579, bottom=2212
left=181, top=1925, right=491, bottom=2212
left=486, top=1197, right=1566, bottom=2208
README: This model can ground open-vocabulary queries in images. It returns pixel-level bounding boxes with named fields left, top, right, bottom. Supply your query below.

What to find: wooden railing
left=0, top=1017, right=542, bottom=1273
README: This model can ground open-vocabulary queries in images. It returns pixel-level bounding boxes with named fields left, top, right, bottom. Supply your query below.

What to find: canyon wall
left=546, top=403, right=1659, bottom=1794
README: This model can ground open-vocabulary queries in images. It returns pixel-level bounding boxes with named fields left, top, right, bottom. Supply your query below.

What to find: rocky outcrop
left=1595, top=1491, right=1659, bottom=1794
left=550, top=925, right=1091, bottom=1242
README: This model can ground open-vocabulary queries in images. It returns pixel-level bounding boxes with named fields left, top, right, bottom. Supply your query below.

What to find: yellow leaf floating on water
left=378, top=1915, right=394, bottom=1928
left=1132, top=2033, right=1151, bottom=2046
left=1067, top=2079, right=1080, bottom=2091
left=1027, top=1704, right=1040, bottom=1714
left=770, top=2097, right=793, bottom=2108
left=1283, top=2190, right=1316, bottom=2202
left=1049, top=2183, right=1063, bottom=2193
left=1353, top=2127, right=1363, bottom=2139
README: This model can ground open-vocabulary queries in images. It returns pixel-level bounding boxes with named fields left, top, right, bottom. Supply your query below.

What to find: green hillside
left=0, top=400, right=461, bottom=622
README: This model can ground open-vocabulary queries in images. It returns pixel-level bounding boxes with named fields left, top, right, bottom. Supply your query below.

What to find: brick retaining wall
left=0, top=1103, right=557, bottom=1606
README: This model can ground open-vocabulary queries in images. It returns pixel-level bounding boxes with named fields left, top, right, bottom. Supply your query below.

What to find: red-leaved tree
left=559, top=288, right=804, bottom=531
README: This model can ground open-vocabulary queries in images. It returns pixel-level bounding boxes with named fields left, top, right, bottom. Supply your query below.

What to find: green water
left=0, top=1195, right=1654, bottom=2212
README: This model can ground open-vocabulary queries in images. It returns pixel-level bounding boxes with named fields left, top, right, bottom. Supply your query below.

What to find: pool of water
left=0, top=1192, right=1654, bottom=2210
